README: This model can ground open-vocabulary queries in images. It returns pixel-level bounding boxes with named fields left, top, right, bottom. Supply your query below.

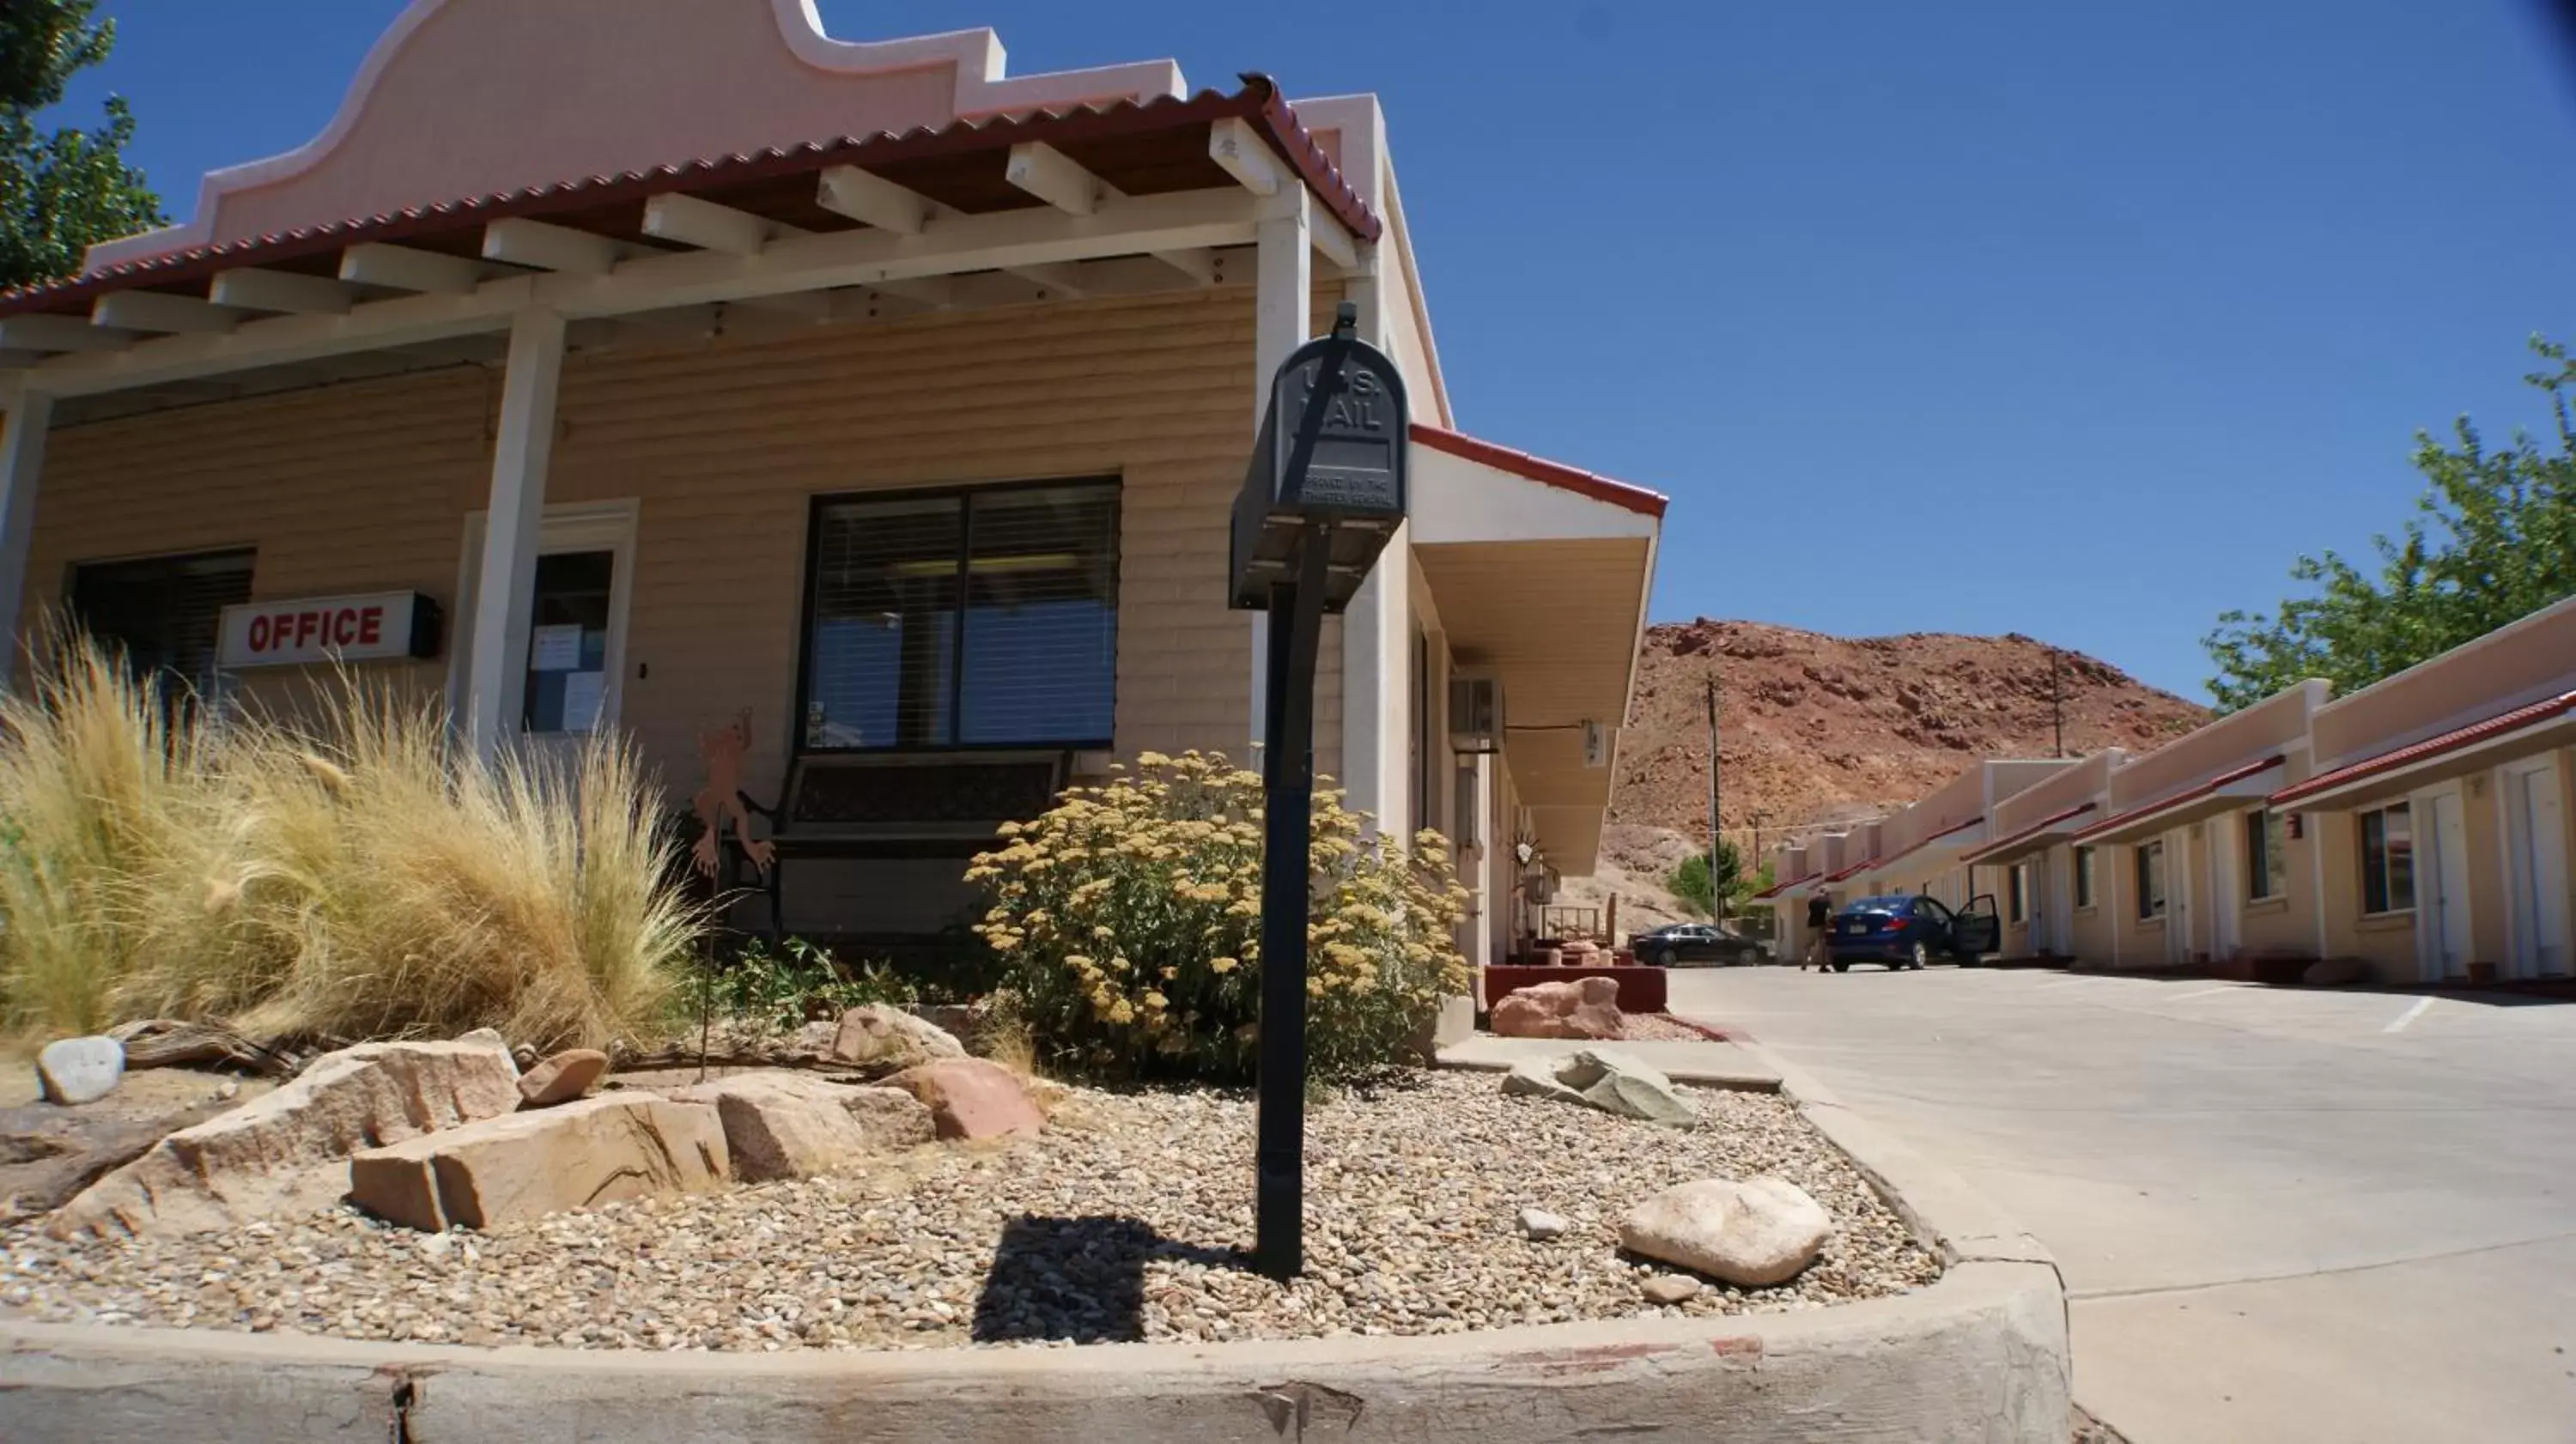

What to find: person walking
left=1804, top=892, right=1832, bottom=971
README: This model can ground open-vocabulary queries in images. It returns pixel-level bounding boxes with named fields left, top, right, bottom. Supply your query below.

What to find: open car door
left=1953, top=894, right=2002, bottom=960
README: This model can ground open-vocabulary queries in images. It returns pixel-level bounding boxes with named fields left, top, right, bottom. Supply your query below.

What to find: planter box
left=1481, top=964, right=1668, bottom=1015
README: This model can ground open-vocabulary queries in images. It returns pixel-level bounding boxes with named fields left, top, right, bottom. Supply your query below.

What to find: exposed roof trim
left=1408, top=423, right=1669, bottom=519
left=2073, top=755, right=2285, bottom=843
left=1962, top=803, right=2096, bottom=865
left=2271, top=689, right=2576, bottom=808
left=0, top=77, right=1376, bottom=319
left=1822, top=855, right=1881, bottom=884
left=1753, top=870, right=1822, bottom=901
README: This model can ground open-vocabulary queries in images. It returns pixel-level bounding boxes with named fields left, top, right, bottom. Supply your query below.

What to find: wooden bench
left=732, top=751, right=1070, bottom=940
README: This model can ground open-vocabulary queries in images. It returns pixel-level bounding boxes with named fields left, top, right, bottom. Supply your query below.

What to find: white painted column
left=0, top=388, right=53, bottom=687
left=1247, top=185, right=1310, bottom=755
left=462, top=310, right=568, bottom=760
left=1334, top=256, right=1411, bottom=840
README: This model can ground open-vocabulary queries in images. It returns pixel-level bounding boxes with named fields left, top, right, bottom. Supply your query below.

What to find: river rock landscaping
left=0, top=1067, right=1939, bottom=1351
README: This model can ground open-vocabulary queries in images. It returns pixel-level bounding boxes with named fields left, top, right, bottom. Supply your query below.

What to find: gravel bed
left=1617, top=1013, right=1722, bottom=1041
left=0, top=1071, right=1940, bottom=1352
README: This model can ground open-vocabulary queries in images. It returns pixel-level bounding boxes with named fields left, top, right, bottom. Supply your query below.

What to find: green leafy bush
left=672, top=936, right=916, bottom=1037
left=970, top=750, right=1469, bottom=1083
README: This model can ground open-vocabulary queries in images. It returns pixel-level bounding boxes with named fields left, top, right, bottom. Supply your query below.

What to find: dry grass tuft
left=0, top=634, right=698, bottom=1050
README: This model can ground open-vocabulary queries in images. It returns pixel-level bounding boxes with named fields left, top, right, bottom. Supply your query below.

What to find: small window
left=2075, top=846, right=2096, bottom=907
left=799, top=483, right=1117, bottom=750
left=2136, top=840, right=2167, bottom=919
left=2246, top=810, right=2289, bottom=901
left=2008, top=863, right=2028, bottom=923
left=66, top=549, right=256, bottom=700
left=2360, top=804, right=2415, bottom=914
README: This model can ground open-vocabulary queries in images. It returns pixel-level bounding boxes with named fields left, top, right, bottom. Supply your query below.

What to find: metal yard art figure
left=690, top=709, right=775, bottom=881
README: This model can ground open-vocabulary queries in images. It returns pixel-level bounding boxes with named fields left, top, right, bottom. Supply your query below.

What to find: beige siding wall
left=2071, top=843, right=2118, bottom=963
left=23, top=290, right=1327, bottom=814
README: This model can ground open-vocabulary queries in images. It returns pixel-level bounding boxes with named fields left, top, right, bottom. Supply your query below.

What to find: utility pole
left=2050, top=646, right=2065, bottom=759
left=1705, top=674, right=1721, bottom=914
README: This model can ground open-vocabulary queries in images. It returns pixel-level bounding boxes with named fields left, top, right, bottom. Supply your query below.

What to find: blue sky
left=47, top=1, right=2576, bottom=700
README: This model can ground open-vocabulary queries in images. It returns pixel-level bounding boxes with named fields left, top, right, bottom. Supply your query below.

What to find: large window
left=2136, top=840, right=2167, bottom=919
left=66, top=549, right=255, bottom=699
left=799, top=482, right=1117, bottom=750
left=2246, top=809, right=2289, bottom=901
left=2075, top=846, right=2097, bottom=907
left=2360, top=803, right=2415, bottom=915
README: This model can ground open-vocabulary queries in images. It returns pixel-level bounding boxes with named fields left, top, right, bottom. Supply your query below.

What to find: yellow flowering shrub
left=970, top=749, right=1469, bottom=1083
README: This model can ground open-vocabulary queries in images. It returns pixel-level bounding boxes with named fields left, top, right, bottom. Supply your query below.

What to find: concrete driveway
left=1665, top=965, right=2576, bottom=1444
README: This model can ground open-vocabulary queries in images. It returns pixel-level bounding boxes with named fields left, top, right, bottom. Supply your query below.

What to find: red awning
left=2072, top=755, right=2284, bottom=846
left=1962, top=802, right=2096, bottom=865
left=2273, top=690, right=2576, bottom=808
left=1752, top=870, right=1822, bottom=901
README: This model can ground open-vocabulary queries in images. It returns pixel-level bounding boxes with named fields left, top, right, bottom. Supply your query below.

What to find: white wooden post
left=1248, top=184, right=1310, bottom=755
left=462, top=309, right=567, bottom=760
left=1334, top=253, right=1411, bottom=839
left=0, top=388, right=54, bottom=687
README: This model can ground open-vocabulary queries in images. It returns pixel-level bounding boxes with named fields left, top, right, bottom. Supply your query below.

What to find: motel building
left=0, top=0, right=1664, bottom=964
left=1771, top=595, right=2575, bottom=985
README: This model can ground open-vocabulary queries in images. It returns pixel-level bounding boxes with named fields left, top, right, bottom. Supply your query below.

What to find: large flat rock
left=349, top=1094, right=729, bottom=1231
left=46, top=1040, right=519, bottom=1240
left=668, top=1071, right=931, bottom=1180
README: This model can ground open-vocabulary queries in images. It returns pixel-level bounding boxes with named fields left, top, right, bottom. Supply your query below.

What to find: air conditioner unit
left=1449, top=674, right=1503, bottom=755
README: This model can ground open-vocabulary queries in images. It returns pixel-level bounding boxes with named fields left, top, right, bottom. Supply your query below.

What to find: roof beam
left=92, top=291, right=244, bottom=335
left=1004, top=142, right=1101, bottom=216
left=725, top=288, right=838, bottom=322
left=1208, top=118, right=1281, bottom=196
left=999, top=262, right=1089, bottom=299
left=642, top=192, right=802, bottom=257
left=340, top=242, right=484, bottom=294
left=1145, top=248, right=1222, bottom=285
left=482, top=218, right=623, bottom=276
left=209, top=268, right=355, bottom=315
left=816, top=166, right=933, bottom=234
left=0, top=315, right=131, bottom=354
left=1309, top=210, right=1359, bottom=271
left=869, top=276, right=956, bottom=309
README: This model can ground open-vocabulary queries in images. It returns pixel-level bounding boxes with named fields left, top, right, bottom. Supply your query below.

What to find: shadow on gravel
left=972, top=1213, right=1247, bottom=1344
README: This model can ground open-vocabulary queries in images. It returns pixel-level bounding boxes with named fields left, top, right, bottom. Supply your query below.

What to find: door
left=2047, top=847, right=2076, bottom=956
left=2208, top=816, right=2240, bottom=963
left=2416, top=788, right=2473, bottom=981
left=2164, top=828, right=2193, bottom=967
left=1953, top=894, right=2002, bottom=956
left=2502, top=761, right=2571, bottom=979
left=450, top=501, right=639, bottom=757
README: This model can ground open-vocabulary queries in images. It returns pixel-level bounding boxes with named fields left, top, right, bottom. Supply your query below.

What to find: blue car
left=1826, top=895, right=2002, bottom=972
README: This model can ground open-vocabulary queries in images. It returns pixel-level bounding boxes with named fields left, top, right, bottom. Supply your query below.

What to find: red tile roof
left=1873, top=814, right=1984, bottom=871
left=1822, top=855, right=1880, bottom=884
left=2071, top=755, right=2284, bottom=842
left=2271, top=690, right=2576, bottom=806
left=1752, top=870, right=1822, bottom=901
left=1410, top=423, right=1669, bottom=519
left=0, top=76, right=1376, bottom=319
left=1962, top=802, right=2095, bottom=864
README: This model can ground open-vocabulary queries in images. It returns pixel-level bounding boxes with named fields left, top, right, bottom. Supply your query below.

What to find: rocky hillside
left=1600, top=620, right=2208, bottom=896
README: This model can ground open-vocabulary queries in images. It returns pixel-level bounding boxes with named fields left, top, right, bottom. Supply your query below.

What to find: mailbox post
left=1230, top=300, right=1409, bottom=1281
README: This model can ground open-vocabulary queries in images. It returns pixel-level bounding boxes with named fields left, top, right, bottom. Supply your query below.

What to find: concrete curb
left=1431, top=1051, right=1783, bottom=1091
left=0, top=1055, right=2071, bottom=1444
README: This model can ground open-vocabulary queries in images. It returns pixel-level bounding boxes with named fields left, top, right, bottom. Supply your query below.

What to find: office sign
left=218, top=591, right=442, bottom=668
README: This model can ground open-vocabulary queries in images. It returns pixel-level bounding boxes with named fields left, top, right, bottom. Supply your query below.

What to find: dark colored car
left=1635, top=921, right=1766, bottom=968
left=1825, top=895, right=2001, bottom=972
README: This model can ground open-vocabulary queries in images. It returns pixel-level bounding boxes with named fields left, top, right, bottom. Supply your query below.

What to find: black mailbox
left=1229, top=312, right=1409, bottom=612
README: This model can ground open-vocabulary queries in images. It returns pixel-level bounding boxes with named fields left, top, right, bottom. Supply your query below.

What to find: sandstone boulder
left=1491, top=976, right=1625, bottom=1041
left=883, top=1058, right=1042, bottom=1141
left=829, top=1006, right=966, bottom=1071
left=516, top=1048, right=610, bottom=1107
left=37, top=1036, right=124, bottom=1106
left=349, top=1094, right=728, bottom=1232
left=1619, top=1176, right=1832, bottom=1288
left=455, top=1028, right=518, bottom=1073
left=668, top=1071, right=932, bottom=1180
left=1498, top=1049, right=1698, bottom=1126
left=48, top=1041, right=520, bottom=1240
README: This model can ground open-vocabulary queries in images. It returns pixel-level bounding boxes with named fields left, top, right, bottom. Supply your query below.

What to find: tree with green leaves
left=2, top=1, right=162, bottom=290
left=1668, top=840, right=1768, bottom=919
left=2203, top=337, right=2576, bottom=711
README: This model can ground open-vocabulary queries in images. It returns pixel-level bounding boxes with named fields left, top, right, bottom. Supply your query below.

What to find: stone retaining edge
left=0, top=1047, right=2071, bottom=1444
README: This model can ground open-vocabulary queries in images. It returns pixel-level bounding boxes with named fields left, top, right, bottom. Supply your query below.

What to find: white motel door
left=2208, top=818, right=2240, bottom=963
left=2417, top=789, right=2474, bottom=981
left=450, top=501, right=639, bottom=761
left=2503, top=761, right=2571, bottom=979
left=2164, top=828, right=2193, bottom=967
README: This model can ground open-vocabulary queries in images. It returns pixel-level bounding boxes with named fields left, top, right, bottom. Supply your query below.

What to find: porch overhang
left=1961, top=803, right=2096, bottom=866
left=2074, top=755, right=2285, bottom=847
left=1409, top=424, right=1664, bottom=879
left=2270, top=689, right=2576, bottom=813
left=1870, top=816, right=1986, bottom=884
left=1753, top=870, right=1822, bottom=902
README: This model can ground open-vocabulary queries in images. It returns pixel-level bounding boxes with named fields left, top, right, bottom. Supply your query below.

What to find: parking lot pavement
left=1665, top=965, right=2576, bottom=1444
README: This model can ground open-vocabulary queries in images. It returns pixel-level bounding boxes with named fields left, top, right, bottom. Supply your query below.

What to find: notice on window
left=559, top=670, right=605, bottom=733
left=531, top=624, right=584, bottom=672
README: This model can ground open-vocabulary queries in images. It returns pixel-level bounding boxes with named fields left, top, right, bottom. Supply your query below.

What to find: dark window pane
left=805, top=497, right=963, bottom=748
left=67, top=549, right=255, bottom=699
left=2383, top=804, right=2415, bottom=912
left=521, top=549, right=616, bottom=734
left=2075, top=846, right=2094, bottom=907
left=957, top=485, right=1117, bottom=745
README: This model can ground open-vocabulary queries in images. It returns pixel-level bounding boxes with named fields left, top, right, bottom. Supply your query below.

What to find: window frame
left=2136, top=840, right=2168, bottom=920
left=62, top=546, right=258, bottom=702
left=2360, top=802, right=2415, bottom=916
left=2074, top=845, right=2096, bottom=908
left=790, top=478, right=1122, bottom=756
left=2245, top=808, right=2289, bottom=902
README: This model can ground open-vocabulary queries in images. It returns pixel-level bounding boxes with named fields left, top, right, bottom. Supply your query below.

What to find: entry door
left=2416, top=788, right=2474, bottom=981
left=2165, top=828, right=2193, bottom=966
left=2047, top=848, right=2076, bottom=955
left=450, top=501, right=639, bottom=753
left=2208, top=817, right=2240, bottom=963
left=2502, top=760, right=2571, bottom=979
